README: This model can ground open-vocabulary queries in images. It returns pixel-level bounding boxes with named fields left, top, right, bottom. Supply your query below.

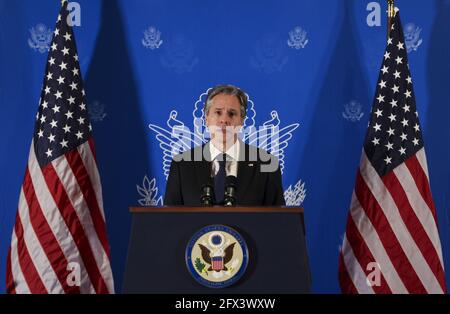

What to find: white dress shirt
left=209, top=139, right=240, bottom=177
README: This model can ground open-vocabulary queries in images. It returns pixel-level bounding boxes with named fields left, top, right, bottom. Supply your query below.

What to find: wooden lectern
left=122, top=206, right=311, bottom=293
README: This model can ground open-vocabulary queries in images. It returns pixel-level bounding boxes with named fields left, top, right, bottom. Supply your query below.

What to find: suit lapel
left=195, top=143, right=212, bottom=190
left=236, top=142, right=257, bottom=202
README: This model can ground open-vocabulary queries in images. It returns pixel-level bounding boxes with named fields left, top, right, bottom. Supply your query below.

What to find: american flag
left=5, top=1, right=114, bottom=293
left=338, top=11, right=446, bottom=294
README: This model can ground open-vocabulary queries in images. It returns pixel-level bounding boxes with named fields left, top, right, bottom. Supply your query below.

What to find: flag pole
left=387, top=0, right=395, bottom=37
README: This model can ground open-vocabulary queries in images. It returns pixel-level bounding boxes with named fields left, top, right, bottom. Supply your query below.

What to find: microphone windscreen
left=225, top=175, right=237, bottom=187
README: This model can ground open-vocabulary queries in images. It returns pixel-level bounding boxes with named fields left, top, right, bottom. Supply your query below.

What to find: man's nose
left=219, top=115, right=231, bottom=126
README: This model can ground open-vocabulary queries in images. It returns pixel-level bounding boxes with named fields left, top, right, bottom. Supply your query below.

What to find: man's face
left=205, top=94, right=244, bottom=145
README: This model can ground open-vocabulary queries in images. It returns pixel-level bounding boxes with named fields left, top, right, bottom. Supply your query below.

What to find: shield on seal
left=211, top=256, right=224, bottom=271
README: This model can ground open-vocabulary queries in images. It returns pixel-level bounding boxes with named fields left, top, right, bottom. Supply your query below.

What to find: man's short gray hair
left=204, top=84, right=248, bottom=118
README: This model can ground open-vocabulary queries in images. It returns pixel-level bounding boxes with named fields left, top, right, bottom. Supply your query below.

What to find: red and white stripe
left=6, top=139, right=114, bottom=294
left=212, top=259, right=224, bottom=271
left=339, top=148, right=446, bottom=294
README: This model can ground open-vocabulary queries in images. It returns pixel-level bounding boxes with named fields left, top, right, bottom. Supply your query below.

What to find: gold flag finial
left=387, top=0, right=395, bottom=37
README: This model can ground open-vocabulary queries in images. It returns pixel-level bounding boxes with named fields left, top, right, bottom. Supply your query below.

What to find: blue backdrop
left=1, top=0, right=449, bottom=293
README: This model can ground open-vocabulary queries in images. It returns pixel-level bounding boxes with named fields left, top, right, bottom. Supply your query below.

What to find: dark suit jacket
left=164, top=141, right=285, bottom=206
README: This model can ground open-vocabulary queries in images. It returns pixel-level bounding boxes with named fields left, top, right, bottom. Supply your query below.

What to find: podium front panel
left=122, top=208, right=311, bottom=293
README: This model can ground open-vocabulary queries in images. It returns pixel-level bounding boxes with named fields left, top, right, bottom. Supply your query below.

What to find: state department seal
left=185, top=225, right=249, bottom=288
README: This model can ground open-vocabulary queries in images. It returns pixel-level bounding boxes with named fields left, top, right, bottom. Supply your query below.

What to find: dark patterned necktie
left=214, top=153, right=227, bottom=204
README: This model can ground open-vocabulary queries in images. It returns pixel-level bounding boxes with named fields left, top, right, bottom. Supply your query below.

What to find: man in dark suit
left=164, top=85, right=285, bottom=206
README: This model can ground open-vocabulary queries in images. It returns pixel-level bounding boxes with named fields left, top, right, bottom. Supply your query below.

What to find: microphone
left=200, top=179, right=215, bottom=206
left=223, top=175, right=237, bottom=207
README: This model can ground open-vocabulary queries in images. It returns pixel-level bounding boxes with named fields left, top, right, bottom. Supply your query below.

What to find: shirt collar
left=209, top=138, right=240, bottom=161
